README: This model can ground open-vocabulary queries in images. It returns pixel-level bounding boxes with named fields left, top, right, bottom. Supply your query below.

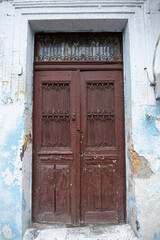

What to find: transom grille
left=34, top=33, right=122, bottom=62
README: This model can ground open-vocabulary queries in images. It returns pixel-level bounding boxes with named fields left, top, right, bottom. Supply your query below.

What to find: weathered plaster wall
left=0, top=4, right=22, bottom=240
left=0, top=0, right=160, bottom=240
left=0, top=2, right=33, bottom=239
left=126, top=1, right=160, bottom=239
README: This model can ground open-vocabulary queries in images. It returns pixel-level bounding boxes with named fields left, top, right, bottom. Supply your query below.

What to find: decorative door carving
left=34, top=33, right=122, bottom=62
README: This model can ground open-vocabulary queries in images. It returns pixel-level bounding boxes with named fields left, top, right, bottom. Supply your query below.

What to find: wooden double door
left=33, top=64, right=125, bottom=225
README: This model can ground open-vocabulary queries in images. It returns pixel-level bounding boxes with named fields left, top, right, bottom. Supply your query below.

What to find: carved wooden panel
left=42, top=82, right=70, bottom=147
left=86, top=82, right=115, bottom=147
left=55, top=164, right=71, bottom=214
left=101, top=164, right=116, bottom=211
left=38, top=163, right=71, bottom=221
left=34, top=33, right=122, bottom=62
left=85, top=164, right=101, bottom=211
left=39, top=165, right=55, bottom=213
left=84, top=164, right=117, bottom=212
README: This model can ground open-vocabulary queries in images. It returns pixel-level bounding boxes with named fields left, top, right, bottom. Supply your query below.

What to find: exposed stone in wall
left=129, top=148, right=153, bottom=178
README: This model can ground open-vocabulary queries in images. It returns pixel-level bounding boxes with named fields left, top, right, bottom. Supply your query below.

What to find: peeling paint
left=22, top=191, right=27, bottom=211
left=0, top=104, right=24, bottom=239
left=2, top=225, right=12, bottom=239
left=127, top=197, right=137, bottom=222
left=130, top=149, right=143, bottom=175
left=154, top=232, right=160, bottom=240
left=145, top=113, right=160, bottom=136
left=135, top=155, right=153, bottom=179
left=1, top=138, right=23, bottom=186
left=20, top=132, right=31, bottom=160
left=129, top=148, right=153, bottom=178
left=155, top=118, right=160, bottom=132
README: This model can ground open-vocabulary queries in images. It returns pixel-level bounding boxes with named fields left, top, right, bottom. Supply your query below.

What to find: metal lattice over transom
left=34, top=33, right=122, bottom=62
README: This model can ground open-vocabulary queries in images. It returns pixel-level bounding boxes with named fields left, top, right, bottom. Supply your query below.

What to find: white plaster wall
left=0, top=3, right=24, bottom=240
left=130, top=1, right=160, bottom=239
left=0, top=0, right=160, bottom=240
left=0, top=2, right=33, bottom=239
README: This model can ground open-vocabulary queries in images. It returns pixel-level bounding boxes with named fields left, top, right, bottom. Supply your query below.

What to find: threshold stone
left=23, top=224, right=138, bottom=240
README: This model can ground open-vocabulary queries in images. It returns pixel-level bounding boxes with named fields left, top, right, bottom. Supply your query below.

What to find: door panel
left=86, top=81, right=115, bottom=147
left=33, top=68, right=125, bottom=224
left=80, top=71, right=125, bottom=223
left=33, top=71, right=77, bottom=223
left=42, top=82, right=70, bottom=147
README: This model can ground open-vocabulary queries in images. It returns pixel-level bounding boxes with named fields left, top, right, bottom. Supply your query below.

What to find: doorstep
left=23, top=224, right=138, bottom=240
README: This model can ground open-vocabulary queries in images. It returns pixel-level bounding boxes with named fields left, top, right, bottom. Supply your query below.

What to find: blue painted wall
left=0, top=104, right=24, bottom=240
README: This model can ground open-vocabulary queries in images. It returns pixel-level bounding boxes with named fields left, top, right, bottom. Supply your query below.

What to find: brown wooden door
left=33, top=71, right=78, bottom=224
left=33, top=67, right=125, bottom=224
left=80, top=71, right=125, bottom=224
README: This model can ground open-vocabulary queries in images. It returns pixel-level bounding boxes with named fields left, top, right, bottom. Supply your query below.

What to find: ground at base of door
left=23, top=224, right=138, bottom=240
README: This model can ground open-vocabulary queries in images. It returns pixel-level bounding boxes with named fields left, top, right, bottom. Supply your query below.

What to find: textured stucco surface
left=0, top=0, right=160, bottom=239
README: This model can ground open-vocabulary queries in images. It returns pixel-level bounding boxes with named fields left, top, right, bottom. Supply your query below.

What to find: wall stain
left=130, top=149, right=143, bottom=175
left=20, top=133, right=31, bottom=160
left=136, top=220, right=141, bottom=232
left=129, top=148, right=153, bottom=178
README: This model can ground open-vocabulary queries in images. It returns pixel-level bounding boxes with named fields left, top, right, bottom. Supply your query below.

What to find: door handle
left=71, top=112, right=76, bottom=121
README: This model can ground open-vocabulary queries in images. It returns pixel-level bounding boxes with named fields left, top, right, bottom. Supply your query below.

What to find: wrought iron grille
left=34, top=33, right=122, bottom=62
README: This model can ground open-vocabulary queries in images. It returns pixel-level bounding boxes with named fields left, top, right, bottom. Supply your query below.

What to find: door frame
left=34, top=62, right=123, bottom=71
left=33, top=61, right=126, bottom=224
